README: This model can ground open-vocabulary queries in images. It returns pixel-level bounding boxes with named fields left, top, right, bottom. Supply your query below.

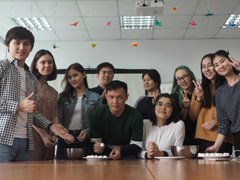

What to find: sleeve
left=89, top=109, right=102, bottom=139
left=139, top=120, right=150, bottom=159
left=215, top=89, right=230, bottom=136
left=174, top=120, right=185, bottom=146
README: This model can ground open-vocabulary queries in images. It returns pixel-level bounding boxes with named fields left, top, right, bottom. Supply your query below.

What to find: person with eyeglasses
left=171, top=65, right=197, bottom=145
left=140, top=93, right=185, bottom=159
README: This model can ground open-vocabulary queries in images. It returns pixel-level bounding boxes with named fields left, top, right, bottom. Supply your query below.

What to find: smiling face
left=175, top=69, right=192, bottom=91
left=67, top=69, right=86, bottom=89
left=201, top=56, right=216, bottom=81
left=213, top=55, right=234, bottom=77
left=155, top=97, right=173, bottom=123
left=36, top=54, right=54, bottom=78
left=143, top=74, right=158, bottom=92
left=8, top=39, right=32, bottom=66
left=97, top=67, right=114, bottom=87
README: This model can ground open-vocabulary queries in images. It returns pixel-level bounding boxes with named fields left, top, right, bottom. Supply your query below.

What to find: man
left=90, top=62, right=114, bottom=104
left=0, top=26, right=74, bottom=162
left=90, top=80, right=143, bottom=159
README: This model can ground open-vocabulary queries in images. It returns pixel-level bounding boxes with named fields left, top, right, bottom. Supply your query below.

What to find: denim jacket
left=58, top=89, right=102, bottom=136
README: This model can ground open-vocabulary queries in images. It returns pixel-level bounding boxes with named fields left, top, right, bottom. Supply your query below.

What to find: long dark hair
left=60, top=63, right=88, bottom=99
left=151, top=93, right=181, bottom=126
left=30, top=49, right=57, bottom=81
left=142, top=69, right=161, bottom=95
left=201, top=54, right=225, bottom=108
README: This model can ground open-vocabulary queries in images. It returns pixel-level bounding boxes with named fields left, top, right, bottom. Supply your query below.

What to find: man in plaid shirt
left=0, top=26, right=74, bottom=162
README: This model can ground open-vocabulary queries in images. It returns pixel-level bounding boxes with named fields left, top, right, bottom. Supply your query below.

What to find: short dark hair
left=106, top=80, right=127, bottom=94
left=5, top=26, right=35, bottom=50
left=96, top=62, right=115, bottom=74
left=30, top=49, right=57, bottom=81
left=152, top=93, right=181, bottom=126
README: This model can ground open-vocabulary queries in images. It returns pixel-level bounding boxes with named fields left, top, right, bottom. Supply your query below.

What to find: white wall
left=1, top=39, right=240, bottom=105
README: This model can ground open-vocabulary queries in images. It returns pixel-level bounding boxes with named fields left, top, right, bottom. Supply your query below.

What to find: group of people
left=0, top=26, right=240, bottom=162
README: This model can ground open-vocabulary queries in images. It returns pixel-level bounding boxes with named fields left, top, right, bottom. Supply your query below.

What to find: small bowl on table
left=171, top=145, right=199, bottom=158
left=66, top=148, right=86, bottom=160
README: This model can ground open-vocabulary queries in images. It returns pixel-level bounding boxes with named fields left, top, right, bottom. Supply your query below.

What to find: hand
left=101, top=89, right=106, bottom=101
left=41, top=134, right=55, bottom=148
left=229, top=56, right=240, bottom=71
left=76, top=131, right=87, bottom=142
left=109, top=147, right=121, bottom=160
left=50, top=123, right=75, bottom=144
left=182, top=90, right=190, bottom=109
left=147, top=141, right=160, bottom=158
left=202, top=120, right=216, bottom=131
left=93, top=142, right=105, bottom=154
left=192, top=80, right=204, bottom=101
left=18, top=92, right=37, bottom=113
left=205, top=145, right=218, bottom=153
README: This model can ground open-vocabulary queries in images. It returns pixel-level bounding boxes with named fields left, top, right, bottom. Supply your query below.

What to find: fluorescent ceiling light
left=120, top=16, right=155, bottom=30
left=13, top=17, right=52, bottom=31
left=222, top=14, right=240, bottom=28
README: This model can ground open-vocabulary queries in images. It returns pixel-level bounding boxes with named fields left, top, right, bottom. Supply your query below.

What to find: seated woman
left=140, top=93, right=185, bottom=159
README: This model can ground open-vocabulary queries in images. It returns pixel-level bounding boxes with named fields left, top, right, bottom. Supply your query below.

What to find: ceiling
left=0, top=0, right=240, bottom=43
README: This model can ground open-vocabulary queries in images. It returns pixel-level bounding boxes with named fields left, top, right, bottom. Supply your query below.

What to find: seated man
left=90, top=80, right=143, bottom=159
left=90, top=62, right=115, bottom=104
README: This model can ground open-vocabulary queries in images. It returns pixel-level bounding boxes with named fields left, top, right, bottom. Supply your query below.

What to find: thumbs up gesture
left=18, top=92, right=37, bottom=113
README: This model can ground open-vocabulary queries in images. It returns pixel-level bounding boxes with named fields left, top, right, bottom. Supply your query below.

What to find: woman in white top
left=140, top=93, right=185, bottom=159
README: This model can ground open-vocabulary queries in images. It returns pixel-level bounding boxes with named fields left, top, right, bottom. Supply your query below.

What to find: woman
left=30, top=49, right=58, bottom=160
left=171, top=66, right=197, bottom=145
left=56, top=63, right=102, bottom=159
left=189, top=54, right=232, bottom=153
left=206, top=50, right=240, bottom=156
left=140, top=93, right=185, bottom=159
left=135, top=69, right=161, bottom=120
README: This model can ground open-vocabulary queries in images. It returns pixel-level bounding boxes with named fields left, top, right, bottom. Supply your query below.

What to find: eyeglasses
left=176, top=74, right=190, bottom=82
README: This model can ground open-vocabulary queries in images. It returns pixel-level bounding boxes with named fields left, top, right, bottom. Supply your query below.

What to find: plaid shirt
left=0, top=59, right=52, bottom=150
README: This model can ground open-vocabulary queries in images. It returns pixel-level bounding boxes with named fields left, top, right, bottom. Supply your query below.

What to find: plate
left=82, top=156, right=110, bottom=161
left=199, top=156, right=231, bottom=161
left=154, top=156, right=185, bottom=160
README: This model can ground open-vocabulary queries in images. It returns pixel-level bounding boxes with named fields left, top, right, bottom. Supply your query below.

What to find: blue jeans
left=0, top=138, right=31, bottom=162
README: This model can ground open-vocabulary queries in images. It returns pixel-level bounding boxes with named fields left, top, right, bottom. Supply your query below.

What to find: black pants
left=234, top=131, right=240, bottom=157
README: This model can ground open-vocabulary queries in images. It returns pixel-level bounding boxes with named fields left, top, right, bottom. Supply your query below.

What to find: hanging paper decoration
left=52, top=42, right=59, bottom=49
left=171, top=6, right=177, bottom=13
left=91, top=43, right=97, bottom=48
left=204, top=9, right=214, bottom=17
left=70, top=21, right=79, bottom=27
left=105, top=21, right=112, bottom=27
left=204, top=0, right=214, bottom=17
left=189, top=20, right=197, bottom=27
left=155, top=20, right=162, bottom=27
left=131, top=42, right=139, bottom=47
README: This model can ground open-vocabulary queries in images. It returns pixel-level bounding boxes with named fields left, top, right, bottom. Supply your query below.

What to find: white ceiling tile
left=216, top=28, right=240, bottom=38
left=121, top=29, right=153, bottom=40
left=118, top=0, right=138, bottom=16
left=153, top=29, right=186, bottom=39
left=191, top=15, right=230, bottom=28
left=84, top=17, right=120, bottom=29
left=48, top=17, right=86, bottom=30
left=155, top=15, right=192, bottom=28
left=78, top=1, right=118, bottom=16
left=55, top=30, right=90, bottom=40
left=184, top=28, right=220, bottom=39
left=32, top=31, right=59, bottom=41
left=88, top=29, right=121, bottom=40
left=37, top=1, right=81, bottom=17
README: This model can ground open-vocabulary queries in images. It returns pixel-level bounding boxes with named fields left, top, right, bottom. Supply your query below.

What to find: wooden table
left=0, top=159, right=239, bottom=180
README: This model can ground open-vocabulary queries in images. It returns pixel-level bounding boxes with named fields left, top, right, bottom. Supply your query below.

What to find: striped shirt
left=0, top=59, right=52, bottom=150
left=215, top=80, right=240, bottom=135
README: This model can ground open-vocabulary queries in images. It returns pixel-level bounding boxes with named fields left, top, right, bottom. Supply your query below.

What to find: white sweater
left=140, top=119, right=185, bottom=158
